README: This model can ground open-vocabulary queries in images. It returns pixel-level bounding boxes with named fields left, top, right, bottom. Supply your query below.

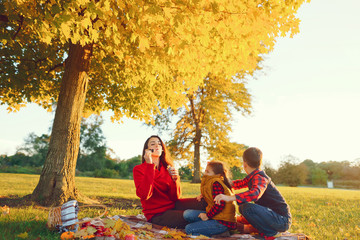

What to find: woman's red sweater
left=133, top=162, right=181, bottom=221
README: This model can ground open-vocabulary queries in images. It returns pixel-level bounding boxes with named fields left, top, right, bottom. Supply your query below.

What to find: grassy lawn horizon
left=1, top=173, right=359, bottom=239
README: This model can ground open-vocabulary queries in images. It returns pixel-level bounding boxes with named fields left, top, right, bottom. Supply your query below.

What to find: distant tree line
left=1, top=117, right=359, bottom=189
left=264, top=155, right=360, bottom=189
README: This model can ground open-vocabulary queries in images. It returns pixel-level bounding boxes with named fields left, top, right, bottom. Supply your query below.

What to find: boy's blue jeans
left=183, top=209, right=228, bottom=237
left=239, top=203, right=291, bottom=236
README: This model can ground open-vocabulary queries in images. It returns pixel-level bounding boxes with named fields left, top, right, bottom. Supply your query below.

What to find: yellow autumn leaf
left=86, top=226, right=97, bottom=234
left=60, top=22, right=71, bottom=39
left=73, top=31, right=81, bottom=43
left=140, top=223, right=152, bottom=230
left=139, top=37, right=150, bottom=52
left=90, top=29, right=99, bottom=41
left=166, top=229, right=187, bottom=239
left=194, top=235, right=209, bottom=239
left=103, top=0, right=111, bottom=11
left=155, top=33, right=165, bottom=47
left=163, top=7, right=172, bottom=18
left=113, top=36, right=120, bottom=45
left=81, top=18, right=92, bottom=29
left=103, top=218, right=116, bottom=228
left=113, top=219, right=130, bottom=232
left=74, top=228, right=89, bottom=238
left=17, top=232, right=28, bottom=239
left=1, top=205, right=10, bottom=215
left=42, top=34, right=52, bottom=44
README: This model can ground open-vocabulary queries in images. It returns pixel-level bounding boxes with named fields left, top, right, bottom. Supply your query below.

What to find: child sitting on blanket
left=214, top=147, right=292, bottom=238
left=183, top=161, right=236, bottom=237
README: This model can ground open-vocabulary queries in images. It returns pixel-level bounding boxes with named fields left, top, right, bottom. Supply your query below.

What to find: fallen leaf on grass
left=309, top=222, right=316, bottom=227
left=17, top=232, right=29, bottom=239
left=1, top=205, right=10, bottom=215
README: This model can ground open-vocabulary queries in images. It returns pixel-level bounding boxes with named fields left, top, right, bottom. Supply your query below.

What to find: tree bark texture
left=189, top=96, right=202, bottom=183
left=31, top=43, right=92, bottom=206
left=192, top=127, right=202, bottom=183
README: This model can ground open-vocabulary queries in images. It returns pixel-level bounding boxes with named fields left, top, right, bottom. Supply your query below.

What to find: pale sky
left=1, top=0, right=360, bottom=169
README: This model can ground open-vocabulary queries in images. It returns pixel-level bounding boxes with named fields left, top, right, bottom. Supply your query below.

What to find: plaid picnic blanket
left=93, top=215, right=310, bottom=240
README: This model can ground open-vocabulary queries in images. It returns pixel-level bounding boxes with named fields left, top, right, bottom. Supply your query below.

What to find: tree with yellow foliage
left=154, top=73, right=250, bottom=182
left=0, top=0, right=308, bottom=205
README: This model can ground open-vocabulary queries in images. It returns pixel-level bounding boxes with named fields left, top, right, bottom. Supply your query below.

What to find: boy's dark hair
left=243, top=147, right=262, bottom=169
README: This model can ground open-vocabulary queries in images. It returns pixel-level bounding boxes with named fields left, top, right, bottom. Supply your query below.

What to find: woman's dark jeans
left=150, top=198, right=207, bottom=229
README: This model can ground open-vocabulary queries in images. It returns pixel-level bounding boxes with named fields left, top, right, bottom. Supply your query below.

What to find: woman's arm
left=133, top=163, right=156, bottom=200
left=168, top=174, right=181, bottom=201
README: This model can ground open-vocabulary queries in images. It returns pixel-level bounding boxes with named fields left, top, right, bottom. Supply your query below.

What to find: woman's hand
left=196, top=194, right=203, bottom=202
left=144, top=149, right=153, bottom=164
left=214, top=194, right=236, bottom=205
left=167, top=166, right=179, bottom=181
left=198, top=213, right=209, bottom=221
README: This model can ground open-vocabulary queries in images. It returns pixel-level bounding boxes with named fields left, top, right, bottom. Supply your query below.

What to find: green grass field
left=0, top=173, right=359, bottom=239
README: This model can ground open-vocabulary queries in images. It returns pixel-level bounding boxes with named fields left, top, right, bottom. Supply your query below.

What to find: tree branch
left=12, top=15, right=24, bottom=40
left=48, top=62, right=64, bottom=73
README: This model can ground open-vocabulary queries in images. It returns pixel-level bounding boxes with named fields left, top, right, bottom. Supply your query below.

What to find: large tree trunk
left=192, top=127, right=202, bottom=183
left=31, top=43, right=92, bottom=206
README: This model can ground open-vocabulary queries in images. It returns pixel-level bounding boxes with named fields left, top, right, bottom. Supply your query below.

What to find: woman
left=133, top=135, right=206, bottom=229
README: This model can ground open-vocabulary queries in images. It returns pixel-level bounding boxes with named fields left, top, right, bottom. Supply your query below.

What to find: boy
left=214, top=147, right=291, bottom=238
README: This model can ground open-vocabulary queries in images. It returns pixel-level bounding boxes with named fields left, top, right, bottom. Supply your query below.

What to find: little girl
left=183, top=161, right=236, bottom=237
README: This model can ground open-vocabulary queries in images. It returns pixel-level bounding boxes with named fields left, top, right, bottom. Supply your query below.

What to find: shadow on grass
left=0, top=194, right=142, bottom=210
